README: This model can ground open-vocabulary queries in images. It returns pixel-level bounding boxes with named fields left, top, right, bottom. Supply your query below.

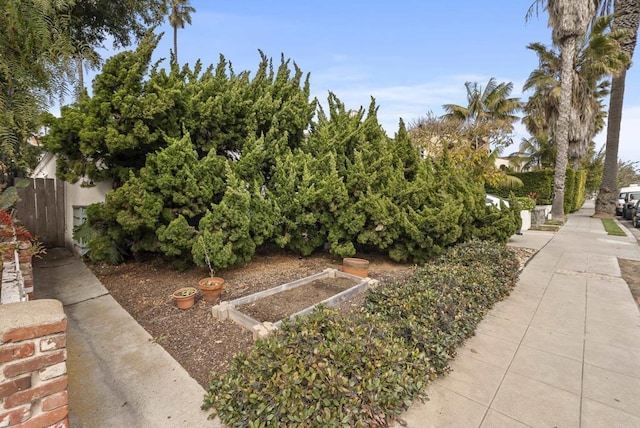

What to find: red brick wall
left=0, top=300, right=68, bottom=427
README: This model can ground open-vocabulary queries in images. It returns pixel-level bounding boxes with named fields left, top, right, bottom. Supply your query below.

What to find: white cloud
left=310, top=71, right=503, bottom=134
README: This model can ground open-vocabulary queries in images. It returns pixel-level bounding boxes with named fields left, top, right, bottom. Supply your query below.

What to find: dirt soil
left=90, top=246, right=546, bottom=389
left=237, top=276, right=360, bottom=323
left=619, top=258, right=640, bottom=308
left=90, top=250, right=415, bottom=388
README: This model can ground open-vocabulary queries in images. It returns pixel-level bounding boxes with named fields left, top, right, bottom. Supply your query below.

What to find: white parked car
left=485, top=194, right=510, bottom=209
left=617, top=184, right=640, bottom=216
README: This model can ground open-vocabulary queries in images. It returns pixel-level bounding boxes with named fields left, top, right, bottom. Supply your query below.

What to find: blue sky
left=88, top=0, right=640, bottom=162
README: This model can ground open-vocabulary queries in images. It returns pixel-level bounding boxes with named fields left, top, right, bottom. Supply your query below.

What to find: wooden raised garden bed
left=212, top=268, right=377, bottom=340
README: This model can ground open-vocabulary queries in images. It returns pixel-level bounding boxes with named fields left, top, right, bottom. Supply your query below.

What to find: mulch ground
left=89, top=246, right=640, bottom=389
left=89, top=249, right=415, bottom=388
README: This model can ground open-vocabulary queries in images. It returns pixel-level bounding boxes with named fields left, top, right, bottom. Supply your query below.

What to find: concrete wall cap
left=0, top=300, right=65, bottom=339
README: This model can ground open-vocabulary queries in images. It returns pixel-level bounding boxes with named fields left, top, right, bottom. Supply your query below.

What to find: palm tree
left=517, top=134, right=556, bottom=171
left=168, top=0, right=196, bottom=63
left=523, top=16, right=629, bottom=168
left=527, top=0, right=596, bottom=220
left=596, top=0, right=640, bottom=216
left=442, top=78, right=522, bottom=151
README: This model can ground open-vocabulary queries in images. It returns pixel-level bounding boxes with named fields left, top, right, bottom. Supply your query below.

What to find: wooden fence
left=14, top=178, right=65, bottom=248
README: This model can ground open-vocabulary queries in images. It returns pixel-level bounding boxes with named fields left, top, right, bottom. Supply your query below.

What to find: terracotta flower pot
left=198, top=277, right=225, bottom=304
left=172, top=287, right=197, bottom=309
left=343, top=257, right=369, bottom=278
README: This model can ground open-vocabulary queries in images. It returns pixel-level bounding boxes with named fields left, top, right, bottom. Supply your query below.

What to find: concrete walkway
left=395, top=200, right=640, bottom=427
left=34, top=249, right=217, bottom=427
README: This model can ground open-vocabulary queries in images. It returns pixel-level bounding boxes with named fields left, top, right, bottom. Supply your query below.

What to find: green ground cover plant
left=601, top=218, right=626, bottom=236
left=202, top=241, right=519, bottom=426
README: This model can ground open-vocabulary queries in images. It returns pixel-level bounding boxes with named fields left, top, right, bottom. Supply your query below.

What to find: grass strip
left=601, top=218, right=626, bottom=236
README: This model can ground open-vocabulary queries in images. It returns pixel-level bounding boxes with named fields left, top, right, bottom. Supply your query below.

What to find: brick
left=15, top=405, right=67, bottom=428
left=2, top=321, right=67, bottom=343
left=0, top=405, right=30, bottom=427
left=0, top=343, right=35, bottom=363
left=41, top=391, right=67, bottom=412
left=4, top=351, right=65, bottom=378
left=0, top=376, right=31, bottom=398
left=50, top=418, right=68, bottom=428
left=39, top=335, right=65, bottom=353
left=39, top=362, right=66, bottom=381
left=4, top=376, right=67, bottom=408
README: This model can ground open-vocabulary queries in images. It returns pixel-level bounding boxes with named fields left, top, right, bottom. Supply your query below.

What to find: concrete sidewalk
left=395, top=200, right=640, bottom=427
left=34, top=249, right=217, bottom=427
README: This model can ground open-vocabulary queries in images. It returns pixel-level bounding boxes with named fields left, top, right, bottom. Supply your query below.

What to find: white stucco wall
left=31, top=153, right=57, bottom=178
left=520, top=209, right=531, bottom=232
left=64, top=180, right=112, bottom=254
left=31, top=153, right=112, bottom=254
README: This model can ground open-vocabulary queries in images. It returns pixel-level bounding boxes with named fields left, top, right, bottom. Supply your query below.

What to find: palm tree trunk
left=77, top=56, right=84, bottom=101
left=595, top=0, right=640, bottom=216
left=551, top=37, right=576, bottom=220
left=173, top=25, right=178, bottom=62
left=595, top=69, right=626, bottom=216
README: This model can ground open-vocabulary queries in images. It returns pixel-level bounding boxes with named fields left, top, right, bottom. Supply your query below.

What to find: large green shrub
left=487, top=168, right=586, bottom=213
left=192, top=167, right=256, bottom=271
left=202, top=241, right=520, bottom=426
left=68, top=41, right=523, bottom=269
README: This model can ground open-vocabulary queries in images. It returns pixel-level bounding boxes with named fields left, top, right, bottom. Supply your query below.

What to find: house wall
left=31, top=154, right=112, bottom=254
left=64, top=180, right=112, bottom=255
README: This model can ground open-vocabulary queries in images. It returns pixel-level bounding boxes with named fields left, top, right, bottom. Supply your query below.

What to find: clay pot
left=342, top=257, right=369, bottom=278
left=198, top=277, right=225, bottom=304
left=172, top=287, right=197, bottom=309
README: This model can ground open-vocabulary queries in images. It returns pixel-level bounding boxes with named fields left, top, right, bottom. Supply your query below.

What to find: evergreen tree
left=45, top=34, right=186, bottom=184
left=193, top=166, right=255, bottom=270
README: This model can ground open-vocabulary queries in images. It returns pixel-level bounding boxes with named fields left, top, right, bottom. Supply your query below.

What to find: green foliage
left=72, top=203, right=126, bottom=265
left=0, top=180, right=29, bottom=211
left=575, top=169, right=587, bottom=210
left=1, top=0, right=74, bottom=175
left=157, top=215, right=196, bottom=258
left=564, top=168, right=576, bottom=214
left=192, top=167, right=255, bottom=271
left=487, top=170, right=554, bottom=203
left=203, top=241, right=520, bottom=426
left=601, top=218, right=625, bottom=236
left=517, top=196, right=536, bottom=211
left=471, top=206, right=519, bottom=243
left=45, top=34, right=185, bottom=184
left=562, top=169, right=587, bottom=213
left=616, top=160, right=640, bottom=189
left=204, top=307, right=430, bottom=427
left=487, top=168, right=585, bottom=213
left=67, top=44, right=523, bottom=269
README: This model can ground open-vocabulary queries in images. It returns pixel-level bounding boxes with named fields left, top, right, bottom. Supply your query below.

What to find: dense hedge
left=573, top=170, right=587, bottom=212
left=62, top=41, right=521, bottom=267
left=202, top=241, right=520, bottom=426
left=487, top=168, right=586, bottom=213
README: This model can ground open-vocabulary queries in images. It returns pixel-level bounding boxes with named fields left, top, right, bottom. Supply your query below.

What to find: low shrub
left=517, top=196, right=536, bottom=212
left=202, top=241, right=520, bottom=426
